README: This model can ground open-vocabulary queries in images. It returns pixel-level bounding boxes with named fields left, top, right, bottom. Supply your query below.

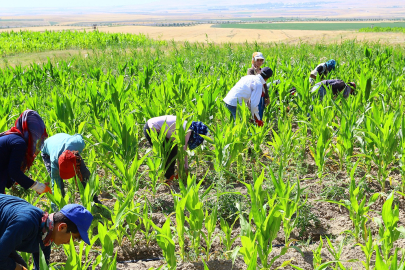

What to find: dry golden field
left=2, top=24, right=405, bottom=44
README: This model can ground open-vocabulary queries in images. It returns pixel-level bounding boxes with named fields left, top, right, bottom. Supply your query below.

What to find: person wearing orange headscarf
left=0, top=109, right=51, bottom=195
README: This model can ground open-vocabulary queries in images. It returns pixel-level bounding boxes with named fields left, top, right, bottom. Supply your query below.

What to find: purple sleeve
left=8, top=141, right=35, bottom=190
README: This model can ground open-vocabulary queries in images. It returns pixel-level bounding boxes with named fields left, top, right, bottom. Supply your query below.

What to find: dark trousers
left=144, top=123, right=178, bottom=179
left=41, top=152, right=100, bottom=207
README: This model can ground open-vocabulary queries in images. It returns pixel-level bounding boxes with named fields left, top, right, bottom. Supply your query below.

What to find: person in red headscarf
left=0, top=109, right=51, bottom=195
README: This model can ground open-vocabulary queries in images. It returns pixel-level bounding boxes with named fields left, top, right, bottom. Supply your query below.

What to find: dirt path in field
left=0, top=49, right=92, bottom=68
left=2, top=24, right=405, bottom=44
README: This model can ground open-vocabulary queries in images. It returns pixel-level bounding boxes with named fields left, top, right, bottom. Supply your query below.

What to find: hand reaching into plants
left=31, top=182, right=52, bottom=194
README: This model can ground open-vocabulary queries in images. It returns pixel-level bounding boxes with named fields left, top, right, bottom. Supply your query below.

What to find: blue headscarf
left=188, top=121, right=208, bottom=150
left=325, top=59, right=336, bottom=71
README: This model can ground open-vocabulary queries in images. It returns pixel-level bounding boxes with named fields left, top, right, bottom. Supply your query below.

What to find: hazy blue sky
left=1, top=0, right=160, bottom=8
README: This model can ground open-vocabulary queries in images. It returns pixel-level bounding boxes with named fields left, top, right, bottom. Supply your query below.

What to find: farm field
left=1, top=30, right=405, bottom=270
left=2, top=24, right=405, bottom=45
left=214, top=22, right=405, bottom=31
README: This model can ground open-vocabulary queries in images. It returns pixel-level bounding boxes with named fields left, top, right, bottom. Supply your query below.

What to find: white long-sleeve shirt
left=223, top=74, right=265, bottom=120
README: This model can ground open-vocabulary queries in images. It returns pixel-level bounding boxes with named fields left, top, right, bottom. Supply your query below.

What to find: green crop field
left=213, top=22, right=405, bottom=31
left=1, top=30, right=405, bottom=269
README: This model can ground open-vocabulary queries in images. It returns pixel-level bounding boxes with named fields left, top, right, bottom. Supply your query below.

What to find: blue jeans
left=258, top=96, right=265, bottom=120
left=224, top=102, right=237, bottom=120
left=311, top=85, right=327, bottom=102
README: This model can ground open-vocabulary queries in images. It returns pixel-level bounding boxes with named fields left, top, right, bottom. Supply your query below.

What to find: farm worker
left=309, top=59, right=336, bottom=85
left=247, top=52, right=270, bottom=119
left=0, top=109, right=51, bottom=195
left=41, top=133, right=102, bottom=211
left=223, top=67, right=273, bottom=126
left=143, top=115, right=208, bottom=184
left=0, top=193, right=93, bottom=270
left=311, top=79, right=356, bottom=101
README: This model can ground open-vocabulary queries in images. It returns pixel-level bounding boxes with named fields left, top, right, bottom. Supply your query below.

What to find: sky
left=1, top=0, right=403, bottom=9
left=1, top=0, right=323, bottom=8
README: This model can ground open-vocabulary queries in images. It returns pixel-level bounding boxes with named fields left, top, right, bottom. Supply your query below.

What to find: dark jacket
left=317, top=79, right=347, bottom=96
left=0, top=134, right=35, bottom=193
left=0, top=194, right=44, bottom=270
left=247, top=68, right=269, bottom=99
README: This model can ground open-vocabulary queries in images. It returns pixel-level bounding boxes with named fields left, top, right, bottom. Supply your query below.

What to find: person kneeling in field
left=143, top=115, right=208, bottom=185
left=311, top=79, right=356, bottom=101
left=0, top=194, right=93, bottom=270
left=0, top=109, right=51, bottom=195
left=309, top=59, right=336, bottom=85
left=41, top=133, right=102, bottom=212
left=223, top=67, right=273, bottom=126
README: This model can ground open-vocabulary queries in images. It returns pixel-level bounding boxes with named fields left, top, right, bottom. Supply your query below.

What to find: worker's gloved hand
left=255, top=119, right=264, bottom=127
left=31, top=182, right=52, bottom=194
left=309, top=78, right=315, bottom=85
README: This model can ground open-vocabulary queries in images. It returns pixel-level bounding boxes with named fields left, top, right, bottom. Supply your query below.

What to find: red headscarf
left=0, top=109, right=48, bottom=171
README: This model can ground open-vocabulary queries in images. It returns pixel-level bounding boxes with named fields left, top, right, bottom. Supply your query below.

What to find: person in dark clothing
left=0, top=110, right=51, bottom=195
left=309, top=59, right=336, bottom=85
left=0, top=194, right=93, bottom=270
left=143, top=115, right=208, bottom=185
left=311, top=79, right=356, bottom=101
left=247, top=52, right=270, bottom=119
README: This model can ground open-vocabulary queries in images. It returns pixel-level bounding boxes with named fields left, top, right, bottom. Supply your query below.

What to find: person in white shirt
left=223, top=67, right=273, bottom=126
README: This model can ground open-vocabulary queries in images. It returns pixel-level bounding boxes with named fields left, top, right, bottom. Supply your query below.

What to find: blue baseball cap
left=60, top=204, right=93, bottom=245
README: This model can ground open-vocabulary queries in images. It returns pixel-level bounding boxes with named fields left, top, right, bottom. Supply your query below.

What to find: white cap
left=254, top=52, right=265, bottom=61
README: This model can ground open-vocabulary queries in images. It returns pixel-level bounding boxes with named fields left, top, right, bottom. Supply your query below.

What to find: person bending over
left=41, top=133, right=102, bottom=211
left=0, top=110, right=51, bottom=195
left=309, top=59, right=336, bottom=85
left=0, top=194, right=93, bottom=270
left=223, top=67, right=273, bottom=126
left=143, top=115, right=208, bottom=184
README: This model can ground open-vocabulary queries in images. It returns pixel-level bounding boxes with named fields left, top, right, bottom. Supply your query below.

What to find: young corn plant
left=308, top=103, right=335, bottom=180
left=150, top=218, right=177, bottom=270
left=269, top=166, right=307, bottom=244
left=399, top=117, right=405, bottom=194
left=323, top=163, right=379, bottom=243
left=373, top=192, right=405, bottom=263
left=360, top=104, right=401, bottom=192
left=374, top=244, right=405, bottom=270
left=219, top=216, right=239, bottom=258
left=203, top=206, right=218, bottom=261
left=332, top=98, right=363, bottom=171
left=140, top=201, right=155, bottom=246
left=240, top=170, right=300, bottom=269
left=357, top=232, right=374, bottom=270
left=325, top=236, right=345, bottom=270
left=268, top=117, right=299, bottom=178
left=174, top=193, right=187, bottom=261
left=184, top=179, right=205, bottom=259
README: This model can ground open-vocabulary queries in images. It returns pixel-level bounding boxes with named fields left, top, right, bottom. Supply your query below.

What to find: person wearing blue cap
left=143, top=115, right=209, bottom=185
left=309, top=59, right=336, bottom=85
left=0, top=194, right=93, bottom=270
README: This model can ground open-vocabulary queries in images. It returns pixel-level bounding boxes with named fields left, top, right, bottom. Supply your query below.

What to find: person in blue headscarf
left=309, top=59, right=336, bottom=85
left=143, top=116, right=209, bottom=185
